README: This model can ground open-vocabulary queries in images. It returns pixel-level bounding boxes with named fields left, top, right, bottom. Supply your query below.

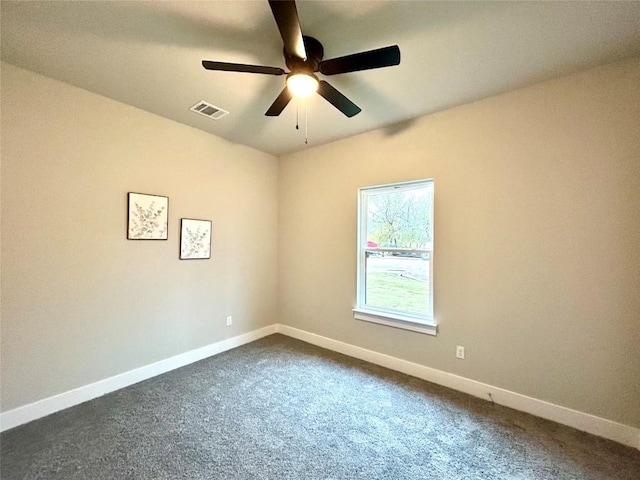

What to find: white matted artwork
left=127, top=192, right=169, bottom=240
left=180, top=218, right=212, bottom=260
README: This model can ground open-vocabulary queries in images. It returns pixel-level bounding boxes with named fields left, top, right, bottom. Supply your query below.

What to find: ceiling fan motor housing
left=285, top=36, right=324, bottom=73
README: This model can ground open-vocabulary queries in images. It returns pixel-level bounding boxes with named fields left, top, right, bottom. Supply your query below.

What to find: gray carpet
left=1, top=334, right=639, bottom=479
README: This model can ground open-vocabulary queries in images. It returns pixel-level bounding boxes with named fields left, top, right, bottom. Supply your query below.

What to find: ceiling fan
left=202, top=0, right=401, bottom=118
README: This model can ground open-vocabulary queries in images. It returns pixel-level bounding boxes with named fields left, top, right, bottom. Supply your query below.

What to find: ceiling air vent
left=190, top=101, right=229, bottom=120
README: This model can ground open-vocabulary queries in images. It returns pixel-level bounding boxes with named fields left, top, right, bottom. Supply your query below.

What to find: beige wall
left=278, top=58, right=640, bottom=427
left=2, top=57, right=639, bottom=430
left=1, top=63, right=279, bottom=411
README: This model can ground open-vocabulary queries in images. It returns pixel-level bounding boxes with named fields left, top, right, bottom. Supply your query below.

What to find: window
left=354, top=179, right=436, bottom=335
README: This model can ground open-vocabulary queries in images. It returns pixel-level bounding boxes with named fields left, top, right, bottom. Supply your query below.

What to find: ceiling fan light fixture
left=286, top=72, right=319, bottom=98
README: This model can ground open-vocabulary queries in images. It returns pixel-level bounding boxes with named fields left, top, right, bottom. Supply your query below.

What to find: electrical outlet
left=226, top=316, right=233, bottom=327
left=456, top=345, right=465, bottom=359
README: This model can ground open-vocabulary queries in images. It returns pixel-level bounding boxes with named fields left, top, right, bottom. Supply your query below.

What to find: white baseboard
left=276, top=324, right=640, bottom=450
left=3, top=323, right=638, bottom=450
left=0, top=324, right=277, bottom=432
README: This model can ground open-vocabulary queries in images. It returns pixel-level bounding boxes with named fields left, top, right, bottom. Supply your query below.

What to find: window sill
left=352, top=308, right=438, bottom=336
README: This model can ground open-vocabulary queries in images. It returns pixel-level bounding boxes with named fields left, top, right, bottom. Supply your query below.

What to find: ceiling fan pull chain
left=295, top=101, right=299, bottom=130
left=305, top=99, right=309, bottom=145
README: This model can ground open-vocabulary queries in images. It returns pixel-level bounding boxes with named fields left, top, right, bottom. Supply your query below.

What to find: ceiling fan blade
left=317, top=81, right=361, bottom=118
left=202, top=60, right=285, bottom=76
left=265, top=87, right=293, bottom=116
left=319, top=45, right=400, bottom=76
left=268, top=0, right=307, bottom=60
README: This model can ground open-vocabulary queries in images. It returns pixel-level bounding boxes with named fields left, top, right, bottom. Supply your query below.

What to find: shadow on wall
left=383, top=118, right=417, bottom=136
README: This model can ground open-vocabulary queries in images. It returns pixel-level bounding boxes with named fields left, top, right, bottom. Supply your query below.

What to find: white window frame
left=353, top=179, right=436, bottom=335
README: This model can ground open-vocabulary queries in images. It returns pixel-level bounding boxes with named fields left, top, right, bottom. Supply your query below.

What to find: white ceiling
left=2, top=1, right=639, bottom=156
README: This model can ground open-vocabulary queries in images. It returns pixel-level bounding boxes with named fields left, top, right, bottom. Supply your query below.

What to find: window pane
left=366, top=185, right=433, bottom=250
left=365, top=253, right=430, bottom=316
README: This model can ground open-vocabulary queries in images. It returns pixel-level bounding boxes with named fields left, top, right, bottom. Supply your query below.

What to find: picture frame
left=127, top=192, right=169, bottom=240
left=180, top=218, right=212, bottom=260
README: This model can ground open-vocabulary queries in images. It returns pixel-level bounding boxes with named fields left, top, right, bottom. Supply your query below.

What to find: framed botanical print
left=180, top=218, right=212, bottom=260
left=127, top=192, right=169, bottom=240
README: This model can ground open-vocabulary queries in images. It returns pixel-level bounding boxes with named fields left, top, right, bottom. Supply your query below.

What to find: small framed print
left=180, top=218, right=212, bottom=260
left=127, top=193, right=169, bottom=240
